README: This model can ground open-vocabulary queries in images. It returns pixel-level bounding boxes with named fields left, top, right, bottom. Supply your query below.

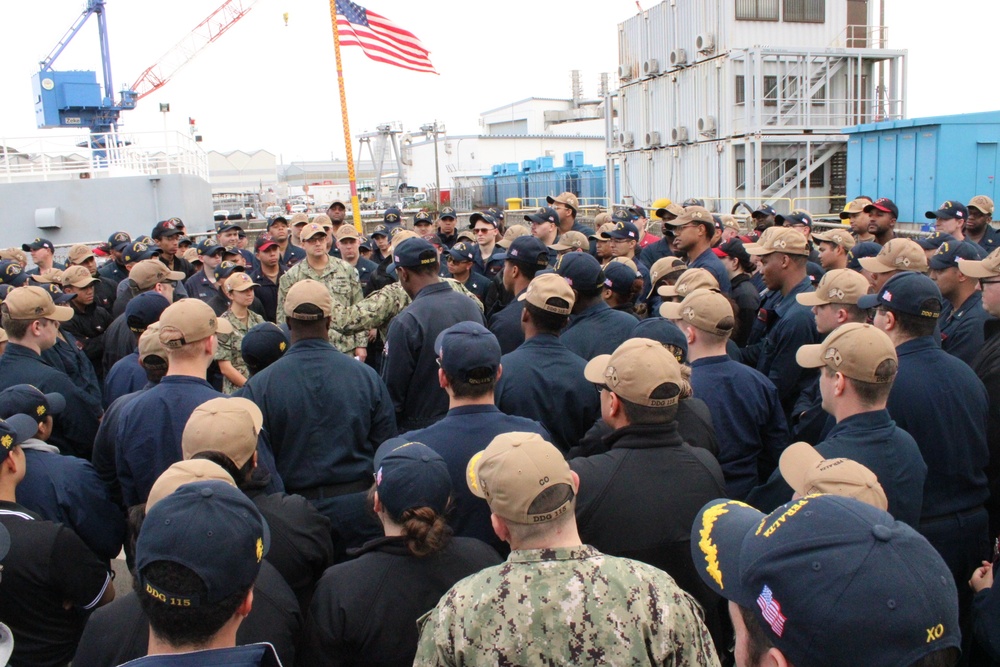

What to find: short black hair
left=883, top=300, right=940, bottom=339
left=444, top=371, right=496, bottom=399
left=524, top=302, right=569, bottom=334
left=616, top=385, right=680, bottom=425
left=507, top=259, right=543, bottom=281
left=136, top=560, right=251, bottom=648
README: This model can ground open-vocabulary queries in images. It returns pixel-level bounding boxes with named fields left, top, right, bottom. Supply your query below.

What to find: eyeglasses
left=593, top=382, right=610, bottom=393
left=473, top=228, right=494, bottom=234
left=982, top=279, right=1000, bottom=286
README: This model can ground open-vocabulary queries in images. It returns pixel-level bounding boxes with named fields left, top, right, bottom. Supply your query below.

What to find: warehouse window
left=735, top=75, right=746, bottom=105
left=735, top=159, right=746, bottom=190
left=736, top=0, right=779, bottom=21
left=763, top=76, right=778, bottom=107
left=784, top=0, right=825, bottom=23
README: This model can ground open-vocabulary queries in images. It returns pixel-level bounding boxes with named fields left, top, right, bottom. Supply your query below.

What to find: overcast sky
left=1, top=0, right=995, bottom=163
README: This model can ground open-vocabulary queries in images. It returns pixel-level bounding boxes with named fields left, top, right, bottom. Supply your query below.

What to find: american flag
left=757, top=585, right=787, bottom=637
left=335, top=0, right=437, bottom=74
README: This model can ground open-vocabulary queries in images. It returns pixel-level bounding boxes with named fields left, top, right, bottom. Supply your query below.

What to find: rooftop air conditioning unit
left=670, top=49, right=687, bottom=67
left=696, top=33, right=715, bottom=53
left=697, top=116, right=717, bottom=137
left=671, top=126, right=690, bottom=144
left=618, top=64, right=633, bottom=81
left=619, top=131, right=635, bottom=148
left=645, top=131, right=662, bottom=147
left=642, top=59, right=660, bottom=77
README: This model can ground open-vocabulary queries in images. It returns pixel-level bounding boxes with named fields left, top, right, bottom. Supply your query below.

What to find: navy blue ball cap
left=371, top=224, right=389, bottom=238
left=0, top=384, right=65, bottom=422
left=504, top=236, right=549, bottom=267
left=37, top=283, right=76, bottom=304
left=383, top=207, right=402, bottom=224
left=108, top=231, right=132, bottom=252
left=0, top=413, right=45, bottom=462
left=469, top=212, right=498, bottom=229
left=240, top=322, right=289, bottom=372
left=925, top=199, right=968, bottom=221
left=213, top=261, right=246, bottom=283
left=266, top=216, right=288, bottom=228
left=123, top=241, right=161, bottom=265
left=857, top=271, right=942, bottom=318
left=525, top=206, right=559, bottom=226
left=414, top=211, right=434, bottom=225
left=776, top=212, right=812, bottom=228
left=0, top=261, right=28, bottom=287
left=216, top=222, right=244, bottom=234
left=152, top=219, right=183, bottom=239
left=691, top=494, right=959, bottom=667
left=928, top=239, right=987, bottom=271
left=125, top=292, right=171, bottom=334
left=439, top=206, right=457, bottom=220
left=602, top=261, right=640, bottom=295
left=486, top=206, right=505, bottom=222
left=915, top=232, right=955, bottom=251
left=846, top=241, right=883, bottom=271
left=629, top=318, right=688, bottom=363
left=555, top=252, right=604, bottom=291
left=751, top=204, right=777, bottom=218
left=446, top=242, right=475, bottom=263
left=137, top=480, right=269, bottom=607
left=434, top=321, right=501, bottom=383
left=393, top=237, right=438, bottom=269
left=373, top=440, right=451, bottom=518
left=196, top=238, right=224, bottom=257
left=21, top=238, right=54, bottom=253
left=602, top=219, right=639, bottom=240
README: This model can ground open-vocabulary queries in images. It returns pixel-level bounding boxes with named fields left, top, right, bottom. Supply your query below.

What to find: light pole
left=421, top=121, right=444, bottom=209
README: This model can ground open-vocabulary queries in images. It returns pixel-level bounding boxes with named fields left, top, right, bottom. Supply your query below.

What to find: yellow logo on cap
left=279, top=341, right=286, bottom=352
left=36, top=405, right=45, bottom=416
left=698, top=501, right=738, bottom=588
left=926, top=624, right=945, bottom=643
left=466, top=451, right=484, bottom=494
left=758, top=497, right=811, bottom=537
left=256, top=537, right=263, bottom=563
left=1, top=434, right=12, bottom=450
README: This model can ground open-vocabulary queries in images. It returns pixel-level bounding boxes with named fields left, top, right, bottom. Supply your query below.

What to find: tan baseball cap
left=389, top=229, right=419, bottom=253
left=300, top=222, right=327, bottom=241
left=609, top=256, right=639, bottom=272
left=745, top=226, right=810, bottom=256
left=289, top=213, right=310, bottom=226
left=546, top=192, right=579, bottom=213
left=0, top=248, right=27, bottom=267
left=158, top=298, right=233, bottom=348
left=839, top=198, right=871, bottom=219
left=593, top=212, right=612, bottom=227
left=660, top=288, right=735, bottom=336
left=497, top=224, right=530, bottom=249
left=224, top=273, right=258, bottom=293
left=61, top=265, right=100, bottom=289
left=796, top=322, right=897, bottom=383
left=549, top=230, right=588, bottom=252
left=779, top=442, right=888, bottom=511
left=653, top=202, right=686, bottom=220
left=590, top=222, right=616, bottom=241
left=138, top=323, right=167, bottom=362
left=28, top=269, right=63, bottom=285
left=146, top=459, right=237, bottom=511
left=183, top=247, right=200, bottom=264
left=812, top=228, right=856, bottom=251
left=584, top=338, right=682, bottom=407
left=182, top=397, right=263, bottom=468
left=335, top=225, right=360, bottom=241
left=284, top=279, right=332, bottom=320
left=662, top=205, right=714, bottom=228
left=130, top=259, right=185, bottom=290
left=657, top=267, right=719, bottom=299
left=466, top=432, right=575, bottom=524
left=720, top=214, right=741, bottom=232
left=858, top=238, right=928, bottom=273
left=67, top=244, right=96, bottom=265
left=1, top=285, right=74, bottom=321
left=518, top=273, right=575, bottom=315
left=968, top=195, right=994, bottom=215
left=796, top=269, right=870, bottom=306
left=312, top=213, right=333, bottom=230
left=958, top=246, right=1000, bottom=278
left=647, top=257, right=688, bottom=298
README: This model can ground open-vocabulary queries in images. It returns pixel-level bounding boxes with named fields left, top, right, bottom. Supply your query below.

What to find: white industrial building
left=610, top=0, right=906, bottom=216
left=206, top=149, right=278, bottom=195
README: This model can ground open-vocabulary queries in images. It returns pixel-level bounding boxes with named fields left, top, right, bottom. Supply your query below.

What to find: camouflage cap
left=158, top=298, right=234, bottom=348
left=1, top=285, right=74, bottom=322
left=958, top=246, right=1000, bottom=278
left=145, top=460, right=236, bottom=511
left=182, top=397, right=263, bottom=468
left=138, top=323, right=168, bottom=362
left=796, top=322, right=896, bottom=383
left=779, top=442, right=888, bottom=511
left=60, top=265, right=100, bottom=289
left=466, top=432, right=575, bottom=525
left=657, top=267, right=719, bottom=299
left=968, top=195, right=995, bottom=215
left=584, top=338, right=682, bottom=407
left=660, top=288, right=735, bottom=337
left=857, top=238, right=928, bottom=274
left=130, top=259, right=184, bottom=290
left=812, top=228, right=856, bottom=250
left=284, top=279, right=332, bottom=320
left=67, top=244, right=96, bottom=265
left=796, top=269, right=870, bottom=306
left=744, top=226, right=810, bottom=256
left=518, top=273, right=575, bottom=315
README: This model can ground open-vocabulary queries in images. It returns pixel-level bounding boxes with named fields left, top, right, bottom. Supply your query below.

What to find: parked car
left=265, top=206, right=283, bottom=218
left=290, top=204, right=308, bottom=214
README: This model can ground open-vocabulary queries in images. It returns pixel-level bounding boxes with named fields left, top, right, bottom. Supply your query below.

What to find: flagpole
left=328, top=0, right=364, bottom=232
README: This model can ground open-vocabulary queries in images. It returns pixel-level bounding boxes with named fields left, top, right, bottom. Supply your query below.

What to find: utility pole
left=421, top=121, right=444, bottom=209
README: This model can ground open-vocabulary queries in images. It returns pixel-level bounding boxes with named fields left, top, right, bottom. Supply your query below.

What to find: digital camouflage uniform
left=338, top=278, right=484, bottom=339
left=414, top=545, right=721, bottom=667
left=276, top=257, right=368, bottom=353
left=215, top=308, right=265, bottom=394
